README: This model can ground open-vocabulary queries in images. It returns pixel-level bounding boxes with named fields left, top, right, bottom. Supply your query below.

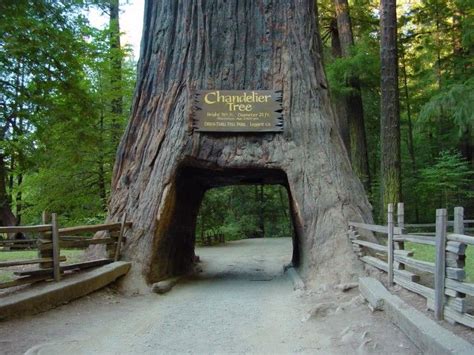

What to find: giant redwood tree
left=106, top=0, right=373, bottom=292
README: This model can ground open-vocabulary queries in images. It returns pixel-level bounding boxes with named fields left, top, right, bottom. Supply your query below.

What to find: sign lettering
left=193, top=90, right=283, bottom=132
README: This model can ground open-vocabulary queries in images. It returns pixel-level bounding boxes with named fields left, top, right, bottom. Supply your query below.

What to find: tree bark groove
left=105, top=0, right=372, bottom=292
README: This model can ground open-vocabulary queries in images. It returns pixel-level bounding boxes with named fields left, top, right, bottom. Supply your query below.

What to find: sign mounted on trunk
left=193, top=90, right=283, bottom=132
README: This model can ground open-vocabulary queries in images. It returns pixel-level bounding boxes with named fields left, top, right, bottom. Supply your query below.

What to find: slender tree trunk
left=0, top=152, right=17, bottom=227
left=400, top=51, right=415, bottom=171
left=8, top=156, right=14, bottom=200
left=16, top=173, right=22, bottom=224
left=15, top=116, right=24, bottom=224
left=98, top=111, right=107, bottom=209
left=380, top=0, right=402, bottom=216
left=278, top=186, right=288, bottom=219
left=435, top=7, right=442, bottom=89
left=102, top=0, right=373, bottom=292
left=333, top=0, right=371, bottom=191
left=452, top=9, right=462, bottom=70
left=251, top=185, right=265, bottom=238
left=400, top=48, right=419, bottom=221
left=329, top=18, right=350, bottom=152
left=109, top=0, right=123, bottom=149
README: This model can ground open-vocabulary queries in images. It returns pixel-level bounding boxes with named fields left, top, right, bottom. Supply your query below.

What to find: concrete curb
left=0, top=261, right=131, bottom=321
left=285, top=266, right=305, bottom=290
left=359, top=277, right=473, bottom=355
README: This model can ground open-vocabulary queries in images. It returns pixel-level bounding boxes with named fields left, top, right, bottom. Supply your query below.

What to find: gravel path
left=0, top=238, right=420, bottom=354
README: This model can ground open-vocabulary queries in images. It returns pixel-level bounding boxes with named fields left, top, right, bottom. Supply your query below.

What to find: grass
left=406, top=242, right=474, bottom=283
left=0, top=249, right=84, bottom=262
left=0, top=249, right=84, bottom=283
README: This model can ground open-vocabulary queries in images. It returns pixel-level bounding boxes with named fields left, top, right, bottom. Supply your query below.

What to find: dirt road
left=0, top=238, right=419, bottom=354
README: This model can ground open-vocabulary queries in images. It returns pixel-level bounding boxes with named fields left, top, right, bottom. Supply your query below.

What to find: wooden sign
left=193, top=90, right=283, bottom=132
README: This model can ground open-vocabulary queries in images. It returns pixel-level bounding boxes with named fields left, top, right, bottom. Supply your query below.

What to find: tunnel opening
left=196, top=184, right=294, bottom=243
left=149, top=164, right=302, bottom=283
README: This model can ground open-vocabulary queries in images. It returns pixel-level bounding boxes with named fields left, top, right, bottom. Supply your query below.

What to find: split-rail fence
left=349, top=203, right=473, bottom=328
left=0, top=212, right=131, bottom=290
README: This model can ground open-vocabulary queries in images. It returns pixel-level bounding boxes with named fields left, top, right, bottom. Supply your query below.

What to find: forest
left=0, top=0, right=472, bottom=240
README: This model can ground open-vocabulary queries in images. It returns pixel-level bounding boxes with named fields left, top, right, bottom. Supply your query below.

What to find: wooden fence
left=0, top=212, right=131, bottom=290
left=349, top=203, right=474, bottom=329
left=200, top=229, right=225, bottom=246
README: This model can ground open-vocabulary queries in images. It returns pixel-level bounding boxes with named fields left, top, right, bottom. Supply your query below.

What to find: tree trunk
left=380, top=0, right=401, bottom=215
left=104, top=0, right=372, bottom=292
left=400, top=47, right=419, bottom=222
left=109, top=0, right=123, bottom=149
left=329, top=18, right=351, bottom=152
left=0, top=153, right=17, bottom=227
left=16, top=173, right=22, bottom=224
left=98, top=111, right=107, bottom=210
left=333, top=0, right=371, bottom=191
left=258, top=185, right=265, bottom=238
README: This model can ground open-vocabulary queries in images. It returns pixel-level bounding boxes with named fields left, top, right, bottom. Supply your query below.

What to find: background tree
left=0, top=0, right=89, bottom=226
left=333, top=0, right=371, bottom=190
left=108, top=0, right=124, bottom=149
left=380, top=0, right=402, bottom=216
left=0, top=0, right=135, bottom=227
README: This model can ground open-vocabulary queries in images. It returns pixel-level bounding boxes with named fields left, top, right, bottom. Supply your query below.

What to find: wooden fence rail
left=349, top=204, right=474, bottom=329
left=0, top=212, right=131, bottom=290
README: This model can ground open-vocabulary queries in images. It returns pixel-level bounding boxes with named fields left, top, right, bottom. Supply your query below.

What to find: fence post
left=51, top=213, right=61, bottom=282
left=397, top=202, right=405, bottom=230
left=39, top=211, right=52, bottom=269
left=349, top=225, right=363, bottom=257
left=453, top=207, right=464, bottom=234
left=387, top=203, right=394, bottom=286
left=395, top=202, right=405, bottom=270
left=450, top=206, right=466, bottom=315
left=434, top=208, right=447, bottom=320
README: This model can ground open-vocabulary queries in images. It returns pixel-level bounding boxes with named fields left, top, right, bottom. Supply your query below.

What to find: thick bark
left=105, top=0, right=372, bottom=292
left=380, top=0, right=402, bottom=214
left=333, top=0, right=371, bottom=191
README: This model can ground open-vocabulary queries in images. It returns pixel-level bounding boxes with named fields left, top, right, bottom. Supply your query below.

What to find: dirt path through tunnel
left=0, top=238, right=419, bottom=354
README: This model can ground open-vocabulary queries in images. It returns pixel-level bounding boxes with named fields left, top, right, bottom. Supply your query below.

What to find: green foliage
left=0, top=0, right=136, bottom=226
left=321, top=0, right=473, bottom=222
left=419, top=78, right=474, bottom=136
left=326, top=38, right=380, bottom=97
left=196, top=185, right=293, bottom=242
left=416, top=150, right=473, bottom=210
